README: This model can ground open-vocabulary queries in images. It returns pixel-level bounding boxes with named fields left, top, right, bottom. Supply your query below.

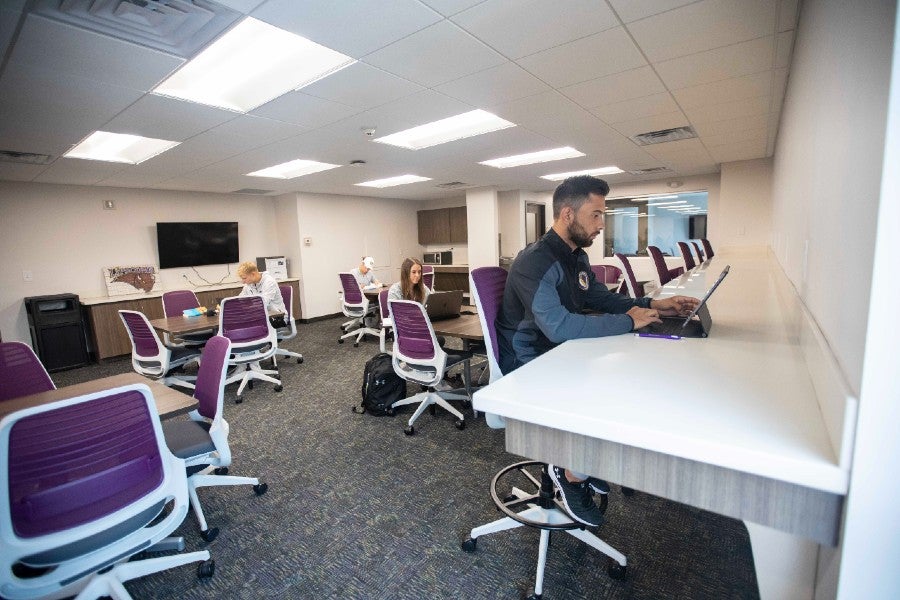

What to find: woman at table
left=388, top=258, right=430, bottom=304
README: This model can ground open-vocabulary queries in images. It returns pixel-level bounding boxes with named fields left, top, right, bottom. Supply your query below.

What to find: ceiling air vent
left=630, top=126, right=697, bottom=146
left=435, top=182, right=469, bottom=189
left=31, top=0, right=241, bottom=58
left=0, top=150, right=53, bottom=165
left=626, top=167, right=674, bottom=176
left=232, top=188, right=274, bottom=195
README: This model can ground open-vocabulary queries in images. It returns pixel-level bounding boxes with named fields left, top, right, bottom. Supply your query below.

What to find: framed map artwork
left=103, top=265, right=160, bottom=296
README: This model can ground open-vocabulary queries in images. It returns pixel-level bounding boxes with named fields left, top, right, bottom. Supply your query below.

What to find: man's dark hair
left=552, top=175, right=610, bottom=219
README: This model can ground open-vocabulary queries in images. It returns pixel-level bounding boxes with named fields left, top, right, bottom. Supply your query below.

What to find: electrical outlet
left=103, top=200, right=115, bottom=210
left=303, top=237, right=312, bottom=246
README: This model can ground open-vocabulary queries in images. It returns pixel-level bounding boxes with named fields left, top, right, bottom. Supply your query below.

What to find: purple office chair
left=218, top=296, right=281, bottom=403
left=388, top=299, right=472, bottom=435
left=378, top=288, right=393, bottom=353
left=422, top=265, right=435, bottom=291
left=613, top=253, right=645, bottom=298
left=602, top=265, right=623, bottom=284
left=163, top=336, right=268, bottom=542
left=590, top=265, right=609, bottom=285
left=692, top=241, right=705, bottom=263
left=0, top=341, right=55, bottom=401
left=338, top=272, right=379, bottom=347
left=701, top=238, right=715, bottom=260
left=0, top=383, right=214, bottom=599
left=119, top=310, right=200, bottom=390
left=677, top=241, right=697, bottom=271
left=273, top=284, right=303, bottom=366
left=647, top=245, right=684, bottom=287
left=463, top=267, right=627, bottom=596
left=161, top=290, right=215, bottom=347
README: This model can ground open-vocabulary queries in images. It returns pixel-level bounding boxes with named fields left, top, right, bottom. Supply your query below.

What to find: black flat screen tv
left=156, top=222, right=239, bottom=269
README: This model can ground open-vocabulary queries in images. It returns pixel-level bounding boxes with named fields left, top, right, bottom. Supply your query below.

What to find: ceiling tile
left=365, top=20, right=506, bottom=87
left=251, top=91, right=361, bottom=129
left=419, top=0, right=484, bottom=17
left=301, top=63, right=423, bottom=110
left=34, top=157, right=127, bottom=185
left=684, top=94, right=771, bottom=124
left=357, top=90, right=473, bottom=134
left=655, top=36, right=775, bottom=90
left=778, top=0, right=800, bottom=32
left=771, top=67, right=789, bottom=113
left=487, top=91, right=583, bottom=124
left=561, top=66, right=667, bottom=109
left=0, top=161, right=44, bottom=182
left=451, top=0, right=618, bottom=59
left=517, top=27, right=646, bottom=88
left=435, top=62, right=551, bottom=106
left=708, top=138, right=767, bottom=163
left=691, top=113, right=770, bottom=137
left=627, top=0, right=777, bottom=62
left=104, top=95, right=237, bottom=142
left=701, top=126, right=768, bottom=148
left=673, top=71, right=772, bottom=109
left=0, top=6, right=22, bottom=61
left=251, top=0, right=442, bottom=57
left=10, top=14, right=183, bottom=91
left=608, top=0, right=697, bottom=24
left=775, top=30, right=794, bottom=69
left=591, top=92, right=680, bottom=124
left=610, top=111, right=690, bottom=139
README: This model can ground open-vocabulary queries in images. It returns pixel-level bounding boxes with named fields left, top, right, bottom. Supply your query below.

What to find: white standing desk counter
left=473, top=254, right=855, bottom=547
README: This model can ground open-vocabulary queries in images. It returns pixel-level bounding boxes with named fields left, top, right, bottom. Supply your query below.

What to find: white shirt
left=239, top=271, right=287, bottom=315
left=351, top=267, right=380, bottom=289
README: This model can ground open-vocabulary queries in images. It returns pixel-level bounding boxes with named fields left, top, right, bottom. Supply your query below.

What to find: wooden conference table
left=472, top=253, right=855, bottom=598
left=0, top=372, right=196, bottom=421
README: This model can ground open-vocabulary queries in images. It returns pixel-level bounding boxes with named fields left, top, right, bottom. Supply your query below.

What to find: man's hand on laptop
left=651, top=295, right=700, bottom=317
left=627, top=306, right=661, bottom=329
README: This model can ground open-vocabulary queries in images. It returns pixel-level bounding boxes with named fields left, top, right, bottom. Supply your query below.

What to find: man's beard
left=567, top=220, right=595, bottom=248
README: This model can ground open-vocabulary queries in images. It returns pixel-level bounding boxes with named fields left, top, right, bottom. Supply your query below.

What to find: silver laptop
left=425, top=290, right=463, bottom=321
left=637, top=265, right=730, bottom=338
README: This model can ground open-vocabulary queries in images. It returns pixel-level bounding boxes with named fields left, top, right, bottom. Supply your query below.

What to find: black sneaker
left=548, top=465, right=602, bottom=527
left=586, top=477, right=610, bottom=495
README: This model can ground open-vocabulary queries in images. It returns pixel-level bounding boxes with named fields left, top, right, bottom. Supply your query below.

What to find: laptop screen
left=679, top=265, right=730, bottom=327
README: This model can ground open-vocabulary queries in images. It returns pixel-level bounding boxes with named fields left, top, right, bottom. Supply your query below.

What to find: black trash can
left=24, top=294, right=90, bottom=372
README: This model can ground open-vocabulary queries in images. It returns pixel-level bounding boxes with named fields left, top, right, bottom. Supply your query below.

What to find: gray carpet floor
left=51, top=317, right=759, bottom=599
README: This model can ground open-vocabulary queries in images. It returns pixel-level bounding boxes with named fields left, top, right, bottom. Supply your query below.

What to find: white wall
left=465, top=187, right=499, bottom=269
left=0, top=181, right=284, bottom=344
left=290, top=192, right=423, bottom=319
left=719, top=159, right=773, bottom=253
left=498, top=190, right=523, bottom=257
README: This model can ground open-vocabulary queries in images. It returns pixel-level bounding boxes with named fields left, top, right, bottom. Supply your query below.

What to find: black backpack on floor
left=354, top=353, right=405, bottom=416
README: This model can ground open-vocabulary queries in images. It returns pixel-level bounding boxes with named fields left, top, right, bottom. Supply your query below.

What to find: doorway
left=525, top=203, right=546, bottom=245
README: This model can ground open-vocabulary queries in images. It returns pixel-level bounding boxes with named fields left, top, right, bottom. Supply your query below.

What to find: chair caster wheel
left=214, top=467, right=229, bottom=475
left=404, top=426, right=415, bottom=436
left=297, top=357, right=303, bottom=364
left=526, top=594, right=542, bottom=600
left=607, top=559, right=627, bottom=580
left=461, top=537, right=477, bottom=552
left=197, top=559, right=215, bottom=578
left=386, top=407, right=395, bottom=416
left=274, top=385, right=283, bottom=392
left=429, top=404, right=437, bottom=416
left=454, top=419, right=465, bottom=430
left=621, top=486, right=635, bottom=496
left=253, top=483, right=268, bottom=495
left=235, top=396, right=243, bottom=404
left=338, top=339, right=344, bottom=344
left=353, top=342, right=359, bottom=348
left=201, top=527, right=219, bottom=543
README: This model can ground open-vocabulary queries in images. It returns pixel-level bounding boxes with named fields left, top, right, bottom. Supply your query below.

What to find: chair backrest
left=0, top=383, right=189, bottom=598
left=677, top=241, right=696, bottom=270
left=389, top=300, right=438, bottom=362
left=602, top=264, right=623, bottom=284
left=339, top=272, right=364, bottom=304
left=378, top=288, right=390, bottom=320
left=470, top=267, right=507, bottom=385
left=647, top=245, right=674, bottom=286
left=692, top=241, right=705, bottom=263
left=193, top=335, right=231, bottom=421
left=119, top=310, right=165, bottom=359
left=0, top=341, right=55, bottom=401
left=589, top=265, right=608, bottom=285
left=701, top=238, right=715, bottom=260
left=421, top=265, right=435, bottom=291
left=162, top=290, right=201, bottom=317
left=218, top=296, right=273, bottom=345
left=277, top=284, right=298, bottom=339
left=614, top=253, right=643, bottom=298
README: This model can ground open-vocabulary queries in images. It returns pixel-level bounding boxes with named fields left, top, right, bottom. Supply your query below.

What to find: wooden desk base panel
left=505, top=419, right=842, bottom=547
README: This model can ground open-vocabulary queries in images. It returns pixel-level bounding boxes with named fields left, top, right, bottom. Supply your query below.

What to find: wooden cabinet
left=449, top=206, right=467, bottom=243
left=82, top=280, right=301, bottom=361
left=417, top=207, right=468, bottom=244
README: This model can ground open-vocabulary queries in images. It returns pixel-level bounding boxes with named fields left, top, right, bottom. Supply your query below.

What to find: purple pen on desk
left=636, top=332, right=682, bottom=340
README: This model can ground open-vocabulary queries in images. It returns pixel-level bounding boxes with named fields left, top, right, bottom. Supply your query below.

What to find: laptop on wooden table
left=425, top=290, right=464, bottom=321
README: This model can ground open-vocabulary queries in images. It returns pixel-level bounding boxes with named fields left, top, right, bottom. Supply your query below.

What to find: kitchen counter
left=429, top=265, right=469, bottom=274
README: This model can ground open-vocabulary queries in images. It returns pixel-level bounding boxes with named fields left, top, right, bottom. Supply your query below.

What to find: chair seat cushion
left=170, top=346, right=200, bottom=363
left=162, top=420, right=214, bottom=459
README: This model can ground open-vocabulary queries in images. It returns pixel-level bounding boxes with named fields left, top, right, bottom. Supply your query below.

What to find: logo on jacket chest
left=577, top=271, right=589, bottom=290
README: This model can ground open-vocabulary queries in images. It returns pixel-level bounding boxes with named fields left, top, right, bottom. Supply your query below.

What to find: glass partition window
left=603, top=191, right=708, bottom=257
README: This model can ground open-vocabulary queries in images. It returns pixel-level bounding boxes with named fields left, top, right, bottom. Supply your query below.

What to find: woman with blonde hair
left=388, top=257, right=430, bottom=304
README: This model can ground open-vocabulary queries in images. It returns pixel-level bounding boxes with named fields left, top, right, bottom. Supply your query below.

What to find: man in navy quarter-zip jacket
left=496, top=175, right=699, bottom=527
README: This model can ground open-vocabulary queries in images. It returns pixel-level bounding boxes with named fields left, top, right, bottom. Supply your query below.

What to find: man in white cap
left=351, top=256, right=383, bottom=291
